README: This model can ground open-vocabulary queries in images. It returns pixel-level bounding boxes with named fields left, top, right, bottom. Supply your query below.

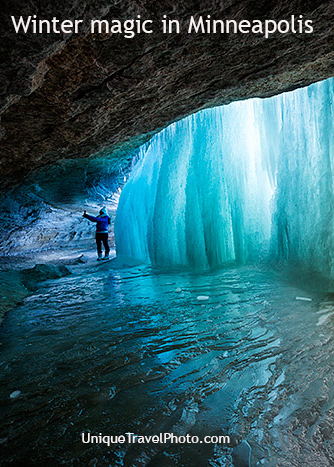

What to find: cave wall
left=0, top=155, right=126, bottom=255
left=1, top=1, right=334, bottom=192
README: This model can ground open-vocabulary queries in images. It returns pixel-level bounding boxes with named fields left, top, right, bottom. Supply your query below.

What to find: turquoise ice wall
left=115, top=100, right=275, bottom=269
left=272, top=78, right=334, bottom=277
left=115, top=78, right=334, bottom=275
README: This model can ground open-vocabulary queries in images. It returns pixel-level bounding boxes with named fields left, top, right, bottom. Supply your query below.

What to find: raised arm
left=83, top=211, right=99, bottom=222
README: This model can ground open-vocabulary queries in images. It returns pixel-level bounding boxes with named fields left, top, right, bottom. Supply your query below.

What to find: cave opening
left=4, top=0, right=334, bottom=462
left=1, top=77, right=334, bottom=467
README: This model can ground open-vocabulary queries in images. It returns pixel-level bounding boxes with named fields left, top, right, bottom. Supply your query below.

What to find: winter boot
left=97, top=253, right=103, bottom=261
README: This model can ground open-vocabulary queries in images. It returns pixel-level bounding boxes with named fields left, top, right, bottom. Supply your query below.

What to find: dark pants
left=96, top=232, right=110, bottom=255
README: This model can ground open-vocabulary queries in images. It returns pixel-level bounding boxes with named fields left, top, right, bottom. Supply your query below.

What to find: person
left=83, top=207, right=111, bottom=260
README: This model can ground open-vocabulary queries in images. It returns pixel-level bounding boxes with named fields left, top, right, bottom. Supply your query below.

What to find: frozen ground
left=0, top=257, right=334, bottom=466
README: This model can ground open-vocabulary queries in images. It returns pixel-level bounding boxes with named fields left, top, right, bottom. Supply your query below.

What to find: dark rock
left=20, top=263, right=72, bottom=290
left=72, top=254, right=88, bottom=264
left=0, top=270, right=30, bottom=325
left=1, top=1, right=334, bottom=191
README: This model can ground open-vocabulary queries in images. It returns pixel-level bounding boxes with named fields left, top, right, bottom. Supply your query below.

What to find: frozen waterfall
left=115, top=77, right=334, bottom=276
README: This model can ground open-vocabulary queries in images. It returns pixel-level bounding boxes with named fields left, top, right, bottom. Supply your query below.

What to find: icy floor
left=0, top=262, right=334, bottom=466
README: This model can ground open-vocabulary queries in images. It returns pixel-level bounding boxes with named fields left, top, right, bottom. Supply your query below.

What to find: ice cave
left=115, top=77, right=334, bottom=279
left=2, top=9, right=334, bottom=461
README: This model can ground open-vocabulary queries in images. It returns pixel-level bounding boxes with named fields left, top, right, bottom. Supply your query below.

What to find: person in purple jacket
left=83, top=207, right=111, bottom=260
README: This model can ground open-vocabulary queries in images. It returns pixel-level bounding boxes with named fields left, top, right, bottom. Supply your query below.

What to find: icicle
left=115, top=100, right=274, bottom=269
left=115, top=77, right=334, bottom=278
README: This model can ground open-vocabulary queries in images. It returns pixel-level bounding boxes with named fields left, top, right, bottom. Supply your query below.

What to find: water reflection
left=0, top=264, right=333, bottom=465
